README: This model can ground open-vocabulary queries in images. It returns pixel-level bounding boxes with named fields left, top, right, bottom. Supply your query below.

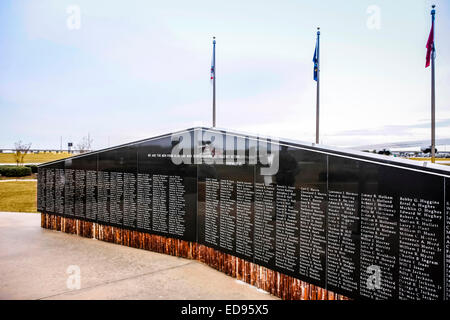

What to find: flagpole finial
left=431, top=4, right=436, bottom=15
left=317, top=27, right=320, bottom=35
left=213, top=36, right=216, bottom=44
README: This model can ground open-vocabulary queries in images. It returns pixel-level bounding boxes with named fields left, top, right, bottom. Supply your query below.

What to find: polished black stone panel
left=38, top=161, right=64, bottom=217
left=37, top=167, right=46, bottom=212
left=289, top=148, right=327, bottom=288
left=38, top=127, right=450, bottom=300
left=66, top=154, right=97, bottom=222
left=327, top=156, right=361, bottom=298
left=136, top=132, right=197, bottom=241
left=97, top=146, right=136, bottom=228
left=446, top=178, right=450, bottom=301
left=198, top=163, right=254, bottom=259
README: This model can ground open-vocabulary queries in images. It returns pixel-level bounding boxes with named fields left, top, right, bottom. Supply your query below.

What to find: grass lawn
left=0, top=152, right=72, bottom=164
left=408, top=158, right=450, bottom=165
left=0, top=181, right=37, bottom=213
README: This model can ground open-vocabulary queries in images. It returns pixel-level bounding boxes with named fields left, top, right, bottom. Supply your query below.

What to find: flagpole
left=212, top=36, right=216, bottom=128
left=316, top=27, right=320, bottom=144
left=431, top=6, right=436, bottom=163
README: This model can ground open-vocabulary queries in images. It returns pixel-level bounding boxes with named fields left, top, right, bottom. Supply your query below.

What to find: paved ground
left=0, top=212, right=277, bottom=300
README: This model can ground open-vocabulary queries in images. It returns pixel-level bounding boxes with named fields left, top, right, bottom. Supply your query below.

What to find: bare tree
left=13, top=141, right=32, bottom=166
left=77, top=135, right=93, bottom=154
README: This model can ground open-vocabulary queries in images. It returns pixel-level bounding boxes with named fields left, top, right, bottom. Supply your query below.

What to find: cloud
left=326, top=118, right=450, bottom=147
left=335, top=118, right=450, bottom=136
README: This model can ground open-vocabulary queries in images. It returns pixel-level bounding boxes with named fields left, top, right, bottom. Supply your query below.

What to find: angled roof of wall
left=39, top=127, right=450, bottom=177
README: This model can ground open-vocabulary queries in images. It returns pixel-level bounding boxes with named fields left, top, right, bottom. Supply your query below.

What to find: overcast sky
left=1, top=0, right=449, bottom=150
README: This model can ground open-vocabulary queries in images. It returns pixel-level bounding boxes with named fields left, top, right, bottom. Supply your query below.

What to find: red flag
left=426, top=19, right=434, bottom=68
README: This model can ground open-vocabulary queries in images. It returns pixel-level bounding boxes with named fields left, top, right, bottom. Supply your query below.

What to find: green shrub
left=0, top=165, right=32, bottom=177
left=25, top=164, right=38, bottom=173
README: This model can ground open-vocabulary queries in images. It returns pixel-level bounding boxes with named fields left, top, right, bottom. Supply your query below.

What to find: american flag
left=211, top=38, right=216, bottom=82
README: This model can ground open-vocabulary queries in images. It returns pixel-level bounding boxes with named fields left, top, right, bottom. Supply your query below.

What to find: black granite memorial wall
left=38, top=127, right=450, bottom=300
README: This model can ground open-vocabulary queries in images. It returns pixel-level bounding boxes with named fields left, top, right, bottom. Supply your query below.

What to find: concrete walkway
left=0, top=212, right=277, bottom=300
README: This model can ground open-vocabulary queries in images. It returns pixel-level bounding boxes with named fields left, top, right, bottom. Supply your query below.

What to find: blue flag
left=313, top=41, right=318, bottom=81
